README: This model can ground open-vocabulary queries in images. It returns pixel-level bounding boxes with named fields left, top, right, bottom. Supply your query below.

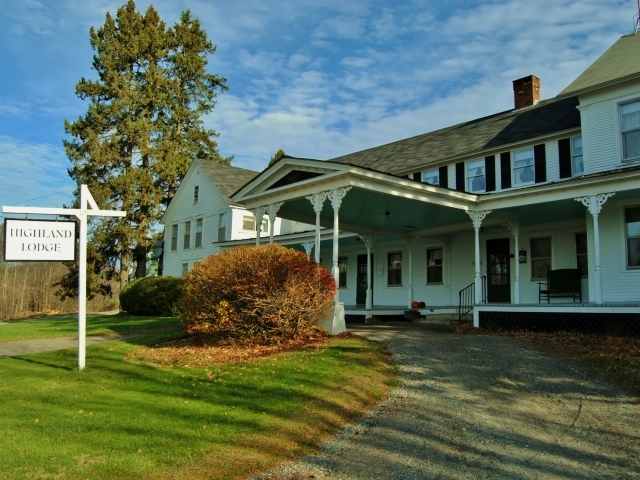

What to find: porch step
left=414, top=313, right=469, bottom=326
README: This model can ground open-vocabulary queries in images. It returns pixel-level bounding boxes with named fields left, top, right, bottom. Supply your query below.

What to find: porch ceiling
left=278, top=187, right=472, bottom=235
left=494, top=197, right=587, bottom=226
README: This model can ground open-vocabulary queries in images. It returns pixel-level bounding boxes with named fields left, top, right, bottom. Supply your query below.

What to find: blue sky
left=0, top=0, right=633, bottom=210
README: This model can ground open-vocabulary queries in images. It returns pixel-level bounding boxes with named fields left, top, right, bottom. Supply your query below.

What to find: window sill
left=387, top=284, right=404, bottom=288
left=427, top=282, right=444, bottom=286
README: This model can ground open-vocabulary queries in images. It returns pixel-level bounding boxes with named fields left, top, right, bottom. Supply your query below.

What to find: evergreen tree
left=267, top=148, right=286, bottom=168
left=63, top=0, right=229, bottom=289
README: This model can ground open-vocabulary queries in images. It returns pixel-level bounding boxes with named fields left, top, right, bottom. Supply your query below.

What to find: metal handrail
left=458, top=276, right=487, bottom=322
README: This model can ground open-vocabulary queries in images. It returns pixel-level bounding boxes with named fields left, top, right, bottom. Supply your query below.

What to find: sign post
left=2, top=185, right=126, bottom=370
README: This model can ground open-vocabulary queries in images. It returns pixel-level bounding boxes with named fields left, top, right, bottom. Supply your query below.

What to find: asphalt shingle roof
left=330, top=95, right=581, bottom=175
left=196, top=159, right=258, bottom=205
left=559, top=33, right=640, bottom=97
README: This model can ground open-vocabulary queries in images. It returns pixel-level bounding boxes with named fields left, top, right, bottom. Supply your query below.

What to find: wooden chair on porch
left=538, top=268, right=582, bottom=303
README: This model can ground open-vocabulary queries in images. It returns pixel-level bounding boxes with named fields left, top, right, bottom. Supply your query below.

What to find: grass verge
left=0, top=321, right=395, bottom=479
left=457, top=324, right=640, bottom=400
left=0, top=313, right=182, bottom=343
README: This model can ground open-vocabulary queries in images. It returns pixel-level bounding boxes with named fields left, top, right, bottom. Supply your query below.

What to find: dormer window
left=467, top=160, right=485, bottom=193
left=422, top=169, right=439, bottom=186
left=621, top=100, right=640, bottom=160
left=513, top=148, right=534, bottom=185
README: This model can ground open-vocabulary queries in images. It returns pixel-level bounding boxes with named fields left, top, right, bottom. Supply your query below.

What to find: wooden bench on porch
left=538, top=268, right=582, bottom=303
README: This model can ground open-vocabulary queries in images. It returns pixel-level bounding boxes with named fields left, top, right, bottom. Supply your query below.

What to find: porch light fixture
left=384, top=211, right=390, bottom=221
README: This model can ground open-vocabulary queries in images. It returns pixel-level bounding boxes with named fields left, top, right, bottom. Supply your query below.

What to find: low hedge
left=119, top=276, right=184, bottom=317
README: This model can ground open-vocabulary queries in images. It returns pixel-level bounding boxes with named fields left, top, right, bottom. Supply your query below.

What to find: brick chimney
left=512, top=75, right=540, bottom=109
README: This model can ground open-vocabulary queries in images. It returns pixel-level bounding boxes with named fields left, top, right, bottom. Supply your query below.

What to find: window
left=387, top=252, right=402, bottom=286
left=170, top=224, right=178, bottom=251
left=422, top=169, right=439, bottom=186
left=625, top=206, right=640, bottom=268
left=195, top=218, right=203, bottom=248
left=193, top=185, right=199, bottom=204
left=338, top=257, right=347, bottom=287
left=621, top=100, right=640, bottom=160
left=242, top=215, right=269, bottom=234
left=513, top=148, right=535, bottom=185
left=183, top=221, right=191, bottom=249
left=426, top=248, right=443, bottom=284
left=182, top=262, right=189, bottom=277
left=218, top=212, right=227, bottom=241
left=575, top=232, right=588, bottom=277
left=530, top=237, right=551, bottom=280
left=467, top=159, right=485, bottom=193
left=572, top=137, right=584, bottom=175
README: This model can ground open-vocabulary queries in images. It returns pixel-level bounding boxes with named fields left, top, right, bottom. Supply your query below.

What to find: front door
left=356, top=254, right=373, bottom=305
left=486, top=238, right=511, bottom=303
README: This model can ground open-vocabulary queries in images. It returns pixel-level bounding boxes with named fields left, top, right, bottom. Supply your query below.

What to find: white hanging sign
left=3, top=219, right=77, bottom=262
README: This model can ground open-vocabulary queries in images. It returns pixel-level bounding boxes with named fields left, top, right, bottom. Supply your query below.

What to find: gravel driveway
left=250, top=323, right=640, bottom=479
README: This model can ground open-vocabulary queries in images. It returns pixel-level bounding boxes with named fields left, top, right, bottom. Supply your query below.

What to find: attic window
left=194, top=185, right=199, bottom=204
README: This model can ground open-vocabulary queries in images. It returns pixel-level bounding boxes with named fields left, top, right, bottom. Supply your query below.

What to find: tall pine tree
left=63, top=1, right=229, bottom=287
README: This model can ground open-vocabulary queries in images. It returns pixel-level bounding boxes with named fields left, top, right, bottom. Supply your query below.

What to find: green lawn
left=0, top=313, right=182, bottom=343
left=0, top=316, right=395, bottom=479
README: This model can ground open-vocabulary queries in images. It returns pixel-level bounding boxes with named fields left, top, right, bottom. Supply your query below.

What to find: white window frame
left=338, top=256, right=348, bottom=288
left=513, top=148, right=535, bottom=186
left=625, top=205, right=640, bottom=269
left=218, top=212, right=227, bottom=242
left=170, top=224, right=178, bottom=251
left=193, top=185, right=199, bottom=204
left=620, top=99, right=640, bottom=161
left=195, top=218, right=203, bottom=248
left=466, top=159, right=485, bottom=193
left=242, top=215, right=269, bottom=234
left=183, top=221, right=191, bottom=249
left=422, top=169, right=439, bottom=186
left=530, top=236, right=552, bottom=281
left=571, top=137, right=584, bottom=176
left=387, top=252, right=403, bottom=286
left=426, top=247, right=444, bottom=285
left=182, top=262, right=189, bottom=277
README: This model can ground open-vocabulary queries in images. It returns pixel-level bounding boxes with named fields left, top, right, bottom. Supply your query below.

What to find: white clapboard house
left=164, top=33, right=640, bottom=335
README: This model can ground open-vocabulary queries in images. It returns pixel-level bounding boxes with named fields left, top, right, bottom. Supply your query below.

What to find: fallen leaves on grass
left=125, top=331, right=359, bottom=367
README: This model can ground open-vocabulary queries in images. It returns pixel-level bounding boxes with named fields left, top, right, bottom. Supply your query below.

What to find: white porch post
left=327, top=187, right=351, bottom=303
left=268, top=202, right=283, bottom=244
left=404, top=236, right=420, bottom=308
left=302, top=241, right=314, bottom=260
left=252, top=206, right=266, bottom=246
left=360, top=234, right=378, bottom=311
left=306, top=192, right=327, bottom=263
left=467, top=210, right=491, bottom=304
left=503, top=220, right=520, bottom=304
left=575, top=193, right=615, bottom=304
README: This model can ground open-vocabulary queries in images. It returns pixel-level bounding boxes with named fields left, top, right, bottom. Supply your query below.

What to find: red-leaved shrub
left=180, top=244, right=337, bottom=344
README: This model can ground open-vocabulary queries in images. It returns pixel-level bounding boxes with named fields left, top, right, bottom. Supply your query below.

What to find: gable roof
left=196, top=159, right=259, bottom=205
left=330, top=95, right=580, bottom=175
left=559, top=33, right=640, bottom=97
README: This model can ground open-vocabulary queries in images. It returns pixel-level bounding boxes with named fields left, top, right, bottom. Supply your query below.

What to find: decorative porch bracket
left=404, top=235, right=421, bottom=309
left=359, top=234, right=379, bottom=311
left=574, top=193, right=615, bottom=304
left=305, top=192, right=327, bottom=263
left=268, top=202, right=284, bottom=244
left=502, top=220, right=520, bottom=304
left=467, top=210, right=492, bottom=304
left=251, top=206, right=268, bottom=246
left=301, top=241, right=314, bottom=260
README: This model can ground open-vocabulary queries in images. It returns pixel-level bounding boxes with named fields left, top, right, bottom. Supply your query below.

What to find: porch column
left=467, top=210, right=492, bottom=304
left=252, top=206, right=267, bottom=246
left=327, top=187, right=352, bottom=303
left=502, top=220, right=520, bottom=304
left=360, top=234, right=378, bottom=310
left=268, top=202, right=283, bottom=244
left=302, top=241, right=314, bottom=260
left=404, top=236, right=420, bottom=308
left=575, top=193, right=615, bottom=304
left=306, top=192, right=327, bottom=263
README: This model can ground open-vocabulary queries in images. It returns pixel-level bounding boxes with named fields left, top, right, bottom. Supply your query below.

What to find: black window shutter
left=500, top=152, right=511, bottom=189
left=485, top=155, right=496, bottom=192
left=558, top=138, right=572, bottom=179
left=455, top=162, right=465, bottom=191
left=439, top=165, right=448, bottom=188
left=534, top=144, right=547, bottom=183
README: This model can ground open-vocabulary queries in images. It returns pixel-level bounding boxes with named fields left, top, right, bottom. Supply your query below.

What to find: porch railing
left=458, top=276, right=486, bottom=322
